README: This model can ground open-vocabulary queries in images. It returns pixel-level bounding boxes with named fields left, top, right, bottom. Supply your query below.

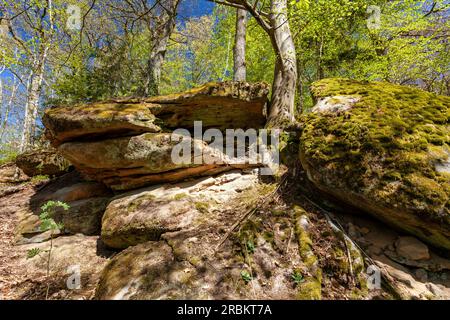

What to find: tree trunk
left=142, top=0, right=180, bottom=97
left=0, top=78, right=18, bottom=141
left=0, top=78, right=3, bottom=121
left=0, top=67, right=4, bottom=123
left=267, top=0, right=298, bottom=127
left=233, top=9, right=247, bottom=81
left=19, top=0, right=53, bottom=152
left=144, top=51, right=164, bottom=97
left=20, top=49, right=47, bottom=152
left=297, top=57, right=304, bottom=114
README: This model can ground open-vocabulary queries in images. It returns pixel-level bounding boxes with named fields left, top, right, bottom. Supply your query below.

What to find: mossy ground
left=300, top=78, right=449, bottom=225
left=226, top=177, right=375, bottom=299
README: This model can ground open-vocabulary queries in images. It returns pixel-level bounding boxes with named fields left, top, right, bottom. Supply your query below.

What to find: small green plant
left=38, top=200, right=69, bottom=299
left=39, top=200, right=68, bottom=231
left=173, top=193, right=187, bottom=201
left=31, top=175, right=50, bottom=183
left=0, top=149, right=18, bottom=166
left=240, top=270, right=253, bottom=283
left=291, top=270, right=305, bottom=285
left=26, top=248, right=42, bottom=259
left=36, top=161, right=44, bottom=172
left=195, top=202, right=209, bottom=213
left=246, top=240, right=255, bottom=254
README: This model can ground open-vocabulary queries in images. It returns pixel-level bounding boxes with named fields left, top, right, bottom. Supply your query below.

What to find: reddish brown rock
left=15, top=149, right=71, bottom=177
left=43, top=82, right=269, bottom=146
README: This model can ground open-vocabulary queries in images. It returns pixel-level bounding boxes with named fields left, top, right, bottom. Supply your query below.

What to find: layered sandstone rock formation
left=43, top=82, right=269, bottom=190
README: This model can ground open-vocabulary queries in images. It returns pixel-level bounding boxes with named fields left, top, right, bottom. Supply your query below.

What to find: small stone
left=367, top=245, right=382, bottom=256
left=426, top=283, right=443, bottom=296
left=414, top=269, right=428, bottom=282
left=358, top=227, right=370, bottom=235
left=395, top=237, right=430, bottom=261
left=347, top=222, right=360, bottom=238
left=299, top=216, right=310, bottom=230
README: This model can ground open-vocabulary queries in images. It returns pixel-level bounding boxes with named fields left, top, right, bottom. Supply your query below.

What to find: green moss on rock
left=300, top=78, right=450, bottom=250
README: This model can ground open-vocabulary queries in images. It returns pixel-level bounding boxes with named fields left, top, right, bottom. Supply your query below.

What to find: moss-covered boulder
left=15, top=148, right=71, bottom=177
left=299, top=78, right=450, bottom=251
left=43, top=82, right=269, bottom=146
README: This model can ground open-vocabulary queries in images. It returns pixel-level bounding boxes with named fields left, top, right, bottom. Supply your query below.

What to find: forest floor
left=0, top=168, right=449, bottom=300
left=0, top=181, right=46, bottom=299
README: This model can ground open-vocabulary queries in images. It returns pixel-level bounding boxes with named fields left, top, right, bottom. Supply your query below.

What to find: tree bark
left=20, top=48, right=47, bottom=152
left=142, top=0, right=180, bottom=97
left=233, top=9, right=247, bottom=81
left=0, top=77, right=18, bottom=141
left=266, top=0, right=297, bottom=127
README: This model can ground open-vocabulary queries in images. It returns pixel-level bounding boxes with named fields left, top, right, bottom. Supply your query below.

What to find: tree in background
left=212, top=0, right=298, bottom=127
left=289, top=0, right=449, bottom=111
left=1, top=0, right=61, bottom=152
left=52, top=0, right=181, bottom=100
left=0, top=0, right=448, bottom=160
left=233, top=8, right=247, bottom=81
left=354, top=0, right=449, bottom=95
left=109, top=0, right=181, bottom=97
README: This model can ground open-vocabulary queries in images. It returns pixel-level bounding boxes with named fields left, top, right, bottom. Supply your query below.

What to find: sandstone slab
left=15, top=197, right=110, bottom=244
left=43, top=82, right=269, bottom=146
left=59, top=132, right=256, bottom=191
left=101, top=170, right=258, bottom=249
left=15, top=149, right=71, bottom=177
left=395, top=236, right=430, bottom=261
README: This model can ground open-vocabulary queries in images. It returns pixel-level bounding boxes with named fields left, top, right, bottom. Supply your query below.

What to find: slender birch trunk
left=20, top=51, right=48, bottom=153
left=0, top=77, right=18, bottom=141
left=233, top=9, right=247, bottom=81
left=19, top=0, right=53, bottom=152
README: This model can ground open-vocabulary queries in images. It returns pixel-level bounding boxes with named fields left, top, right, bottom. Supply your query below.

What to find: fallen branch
left=213, top=175, right=288, bottom=254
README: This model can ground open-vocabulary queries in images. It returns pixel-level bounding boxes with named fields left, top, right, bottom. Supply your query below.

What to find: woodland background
left=0, top=0, right=448, bottom=160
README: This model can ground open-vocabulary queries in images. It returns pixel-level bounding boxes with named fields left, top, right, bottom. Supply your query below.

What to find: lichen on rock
left=15, top=148, right=71, bottom=177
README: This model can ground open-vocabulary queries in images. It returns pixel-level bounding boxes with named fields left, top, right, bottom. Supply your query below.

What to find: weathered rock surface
left=49, top=181, right=111, bottom=203
left=300, top=78, right=450, bottom=251
left=17, top=234, right=113, bottom=299
left=59, top=132, right=255, bottom=191
left=15, top=197, right=110, bottom=244
left=327, top=199, right=450, bottom=300
left=13, top=172, right=112, bottom=244
left=0, top=177, right=114, bottom=299
left=95, top=175, right=377, bottom=300
left=0, top=163, right=29, bottom=184
left=44, top=82, right=269, bottom=190
left=43, top=82, right=269, bottom=146
left=395, top=237, right=430, bottom=261
left=101, top=170, right=258, bottom=249
left=15, top=149, right=71, bottom=177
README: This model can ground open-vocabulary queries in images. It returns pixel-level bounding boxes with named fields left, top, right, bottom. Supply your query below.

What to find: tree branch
left=209, top=0, right=272, bottom=33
